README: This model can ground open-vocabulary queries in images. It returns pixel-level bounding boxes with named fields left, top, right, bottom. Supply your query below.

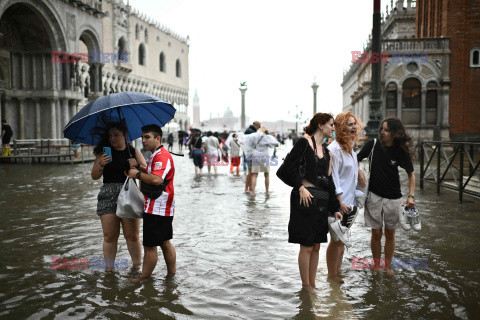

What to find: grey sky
left=132, top=0, right=375, bottom=124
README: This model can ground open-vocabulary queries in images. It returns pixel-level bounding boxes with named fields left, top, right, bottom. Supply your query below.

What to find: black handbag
left=140, top=178, right=170, bottom=199
left=304, top=187, right=329, bottom=213
left=276, top=141, right=308, bottom=187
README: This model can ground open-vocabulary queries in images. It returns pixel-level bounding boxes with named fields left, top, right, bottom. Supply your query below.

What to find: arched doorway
left=0, top=1, right=67, bottom=139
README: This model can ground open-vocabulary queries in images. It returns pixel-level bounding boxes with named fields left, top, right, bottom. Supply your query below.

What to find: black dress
left=284, top=137, right=340, bottom=246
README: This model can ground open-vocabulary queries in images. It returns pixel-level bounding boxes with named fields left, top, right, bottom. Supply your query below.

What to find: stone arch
left=0, top=0, right=67, bottom=51
left=77, top=26, right=102, bottom=55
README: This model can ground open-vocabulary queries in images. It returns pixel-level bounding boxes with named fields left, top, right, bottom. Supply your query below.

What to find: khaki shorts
left=364, top=192, right=402, bottom=229
left=251, top=165, right=270, bottom=173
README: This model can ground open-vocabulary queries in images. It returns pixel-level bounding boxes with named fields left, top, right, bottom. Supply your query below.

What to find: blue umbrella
left=63, top=91, right=176, bottom=146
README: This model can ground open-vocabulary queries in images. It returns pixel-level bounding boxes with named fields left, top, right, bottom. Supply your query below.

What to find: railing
left=382, top=38, right=450, bottom=52
left=420, top=141, right=480, bottom=201
left=11, top=139, right=94, bottom=163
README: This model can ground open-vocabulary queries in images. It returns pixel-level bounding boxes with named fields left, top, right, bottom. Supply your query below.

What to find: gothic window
left=139, top=44, right=146, bottom=66
left=426, top=81, right=438, bottom=109
left=470, top=48, right=480, bottom=67
left=159, top=52, right=166, bottom=72
left=386, top=82, right=398, bottom=109
left=402, top=78, right=421, bottom=108
left=135, top=24, right=139, bottom=40
left=118, top=37, right=125, bottom=58
left=145, top=29, right=148, bottom=43
left=176, top=59, right=181, bottom=78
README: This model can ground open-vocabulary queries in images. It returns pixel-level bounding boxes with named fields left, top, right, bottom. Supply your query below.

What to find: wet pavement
left=0, top=141, right=479, bottom=319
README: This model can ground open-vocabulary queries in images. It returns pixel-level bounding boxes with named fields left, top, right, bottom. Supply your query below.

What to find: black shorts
left=143, top=213, right=173, bottom=247
left=2, top=135, right=11, bottom=145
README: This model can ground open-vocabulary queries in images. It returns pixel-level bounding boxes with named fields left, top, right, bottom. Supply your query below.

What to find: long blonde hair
left=334, top=111, right=363, bottom=154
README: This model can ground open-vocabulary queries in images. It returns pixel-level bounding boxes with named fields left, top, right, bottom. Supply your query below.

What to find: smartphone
left=103, top=147, right=112, bottom=162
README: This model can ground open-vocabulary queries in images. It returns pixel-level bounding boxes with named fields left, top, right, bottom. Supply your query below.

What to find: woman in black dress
left=282, top=113, right=342, bottom=290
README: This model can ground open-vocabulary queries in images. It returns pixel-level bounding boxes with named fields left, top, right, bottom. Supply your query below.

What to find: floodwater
left=0, top=141, right=479, bottom=319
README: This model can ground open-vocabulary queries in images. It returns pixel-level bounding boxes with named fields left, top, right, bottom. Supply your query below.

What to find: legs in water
left=326, top=239, right=345, bottom=283
left=121, top=218, right=142, bottom=269
left=298, top=243, right=321, bottom=289
left=100, top=214, right=121, bottom=271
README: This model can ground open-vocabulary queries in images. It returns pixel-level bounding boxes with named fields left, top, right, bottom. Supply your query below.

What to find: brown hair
left=334, top=111, right=363, bottom=154
left=303, top=113, right=334, bottom=136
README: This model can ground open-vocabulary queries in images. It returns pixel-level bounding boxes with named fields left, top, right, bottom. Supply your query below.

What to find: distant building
left=341, top=0, right=480, bottom=141
left=202, top=107, right=244, bottom=132
left=0, top=0, right=190, bottom=140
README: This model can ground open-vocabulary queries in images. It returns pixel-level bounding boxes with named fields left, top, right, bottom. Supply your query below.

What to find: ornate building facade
left=0, top=0, right=190, bottom=141
left=341, top=0, right=480, bottom=141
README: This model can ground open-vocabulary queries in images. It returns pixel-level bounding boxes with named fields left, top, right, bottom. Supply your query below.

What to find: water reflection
left=0, top=142, right=479, bottom=319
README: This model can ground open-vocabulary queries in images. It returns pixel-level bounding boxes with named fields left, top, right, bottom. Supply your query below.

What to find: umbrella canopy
left=63, top=91, right=176, bottom=145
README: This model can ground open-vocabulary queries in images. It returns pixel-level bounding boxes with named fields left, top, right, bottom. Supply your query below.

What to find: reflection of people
left=282, top=113, right=341, bottom=291
left=1, top=119, right=13, bottom=157
left=229, top=134, right=242, bottom=175
left=128, top=125, right=176, bottom=282
left=248, top=128, right=279, bottom=195
left=357, top=118, right=416, bottom=276
left=91, top=122, right=147, bottom=271
left=326, top=111, right=362, bottom=283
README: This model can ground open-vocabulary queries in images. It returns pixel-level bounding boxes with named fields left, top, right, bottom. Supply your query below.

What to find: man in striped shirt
left=128, top=124, right=176, bottom=282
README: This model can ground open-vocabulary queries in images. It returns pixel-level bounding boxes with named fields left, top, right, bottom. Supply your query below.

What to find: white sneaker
left=410, top=208, right=421, bottom=231
left=400, top=207, right=412, bottom=231
left=329, top=219, right=352, bottom=247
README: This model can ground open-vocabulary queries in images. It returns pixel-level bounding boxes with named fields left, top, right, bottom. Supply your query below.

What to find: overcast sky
left=132, top=0, right=376, bottom=125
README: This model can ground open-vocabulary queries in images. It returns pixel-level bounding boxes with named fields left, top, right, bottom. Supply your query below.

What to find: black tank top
left=303, top=136, right=330, bottom=188
left=102, top=146, right=135, bottom=184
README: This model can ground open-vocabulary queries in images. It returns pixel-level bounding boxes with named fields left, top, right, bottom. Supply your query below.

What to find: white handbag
left=356, top=138, right=377, bottom=208
left=116, top=178, right=144, bottom=219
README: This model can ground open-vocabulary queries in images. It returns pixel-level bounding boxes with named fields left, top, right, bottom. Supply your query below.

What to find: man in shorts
left=128, top=124, right=176, bottom=282
left=243, top=121, right=260, bottom=192
left=357, top=118, right=416, bottom=275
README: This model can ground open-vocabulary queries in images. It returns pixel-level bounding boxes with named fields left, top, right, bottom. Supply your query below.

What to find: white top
left=204, top=136, right=219, bottom=154
left=248, top=132, right=278, bottom=160
left=328, top=140, right=358, bottom=206
left=229, top=139, right=242, bottom=157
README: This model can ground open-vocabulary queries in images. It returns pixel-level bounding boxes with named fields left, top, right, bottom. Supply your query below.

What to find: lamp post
left=311, top=81, right=319, bottom=115
left=365, top=0, right=383, bottom=138
left=239, top=82, right=247, bottom=130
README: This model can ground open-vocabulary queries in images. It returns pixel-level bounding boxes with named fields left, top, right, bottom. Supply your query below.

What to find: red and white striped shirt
left=144, top=146, right=175, bottom=216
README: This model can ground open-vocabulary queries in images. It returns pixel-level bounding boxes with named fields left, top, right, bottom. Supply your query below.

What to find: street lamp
left=311, top=81, right=319, bottom=115
left=239, top=82, right=247, bottom=130
left=365, top=0, right=382, bottom=138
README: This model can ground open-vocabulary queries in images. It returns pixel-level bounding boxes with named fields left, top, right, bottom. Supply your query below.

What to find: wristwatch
left=136, top=171, right=141, bottom=180
left=408, top=194, right=415, bottom=199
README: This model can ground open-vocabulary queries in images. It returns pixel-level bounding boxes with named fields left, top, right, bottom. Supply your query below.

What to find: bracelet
left=98, top=162, right=105, bottom=168
left=136, top=171, right=141, bottom=180
left=408, top=195, right=415, bottom=199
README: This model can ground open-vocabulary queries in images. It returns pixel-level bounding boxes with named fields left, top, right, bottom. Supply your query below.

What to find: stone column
left=397, top=89, right=402, bottom=119
left=21, top=54, right=26, bottom=89
left=32, top=55, right=37, bottom=89
left=42, top=54, right=47, bottom=90
left=50, top=99, right=57, bottom=139
left=52, top=56, right=57, bottom=90
left=18, top=98, right=25, bottom=139
left=61, top=98, right=69, bottom=131
left=442, top=87, right=449, bottom=126
left=35, top=99, right=41, bottom=139
left=421, top=90, right=426, bottom=125
left=4, top=96, right=11, bottom=123
left=56, top=99, right=61, bottom=139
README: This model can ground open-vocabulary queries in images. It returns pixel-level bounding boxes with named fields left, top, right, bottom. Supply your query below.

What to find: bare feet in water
left=385, top=268, right=395, bottom=276
left=126, top=275, right=150, bottom=283
left=327, top=276, right=344, bottom=284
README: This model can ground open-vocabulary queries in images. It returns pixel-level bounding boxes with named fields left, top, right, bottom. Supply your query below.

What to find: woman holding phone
left=91, top=122, right=147, bottom=272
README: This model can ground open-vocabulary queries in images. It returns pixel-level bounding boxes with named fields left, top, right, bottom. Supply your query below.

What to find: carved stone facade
left=342, top=0, right=450, bottom=141
left=0, top=0, right=190, bottom=141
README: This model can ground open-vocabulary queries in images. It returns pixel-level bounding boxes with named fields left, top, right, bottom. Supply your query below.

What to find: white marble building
left=0, top=0, right=190, bottom=141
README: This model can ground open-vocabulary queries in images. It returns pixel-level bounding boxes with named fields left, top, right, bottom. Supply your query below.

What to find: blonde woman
left=326, top=111, right=362, bottom=283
